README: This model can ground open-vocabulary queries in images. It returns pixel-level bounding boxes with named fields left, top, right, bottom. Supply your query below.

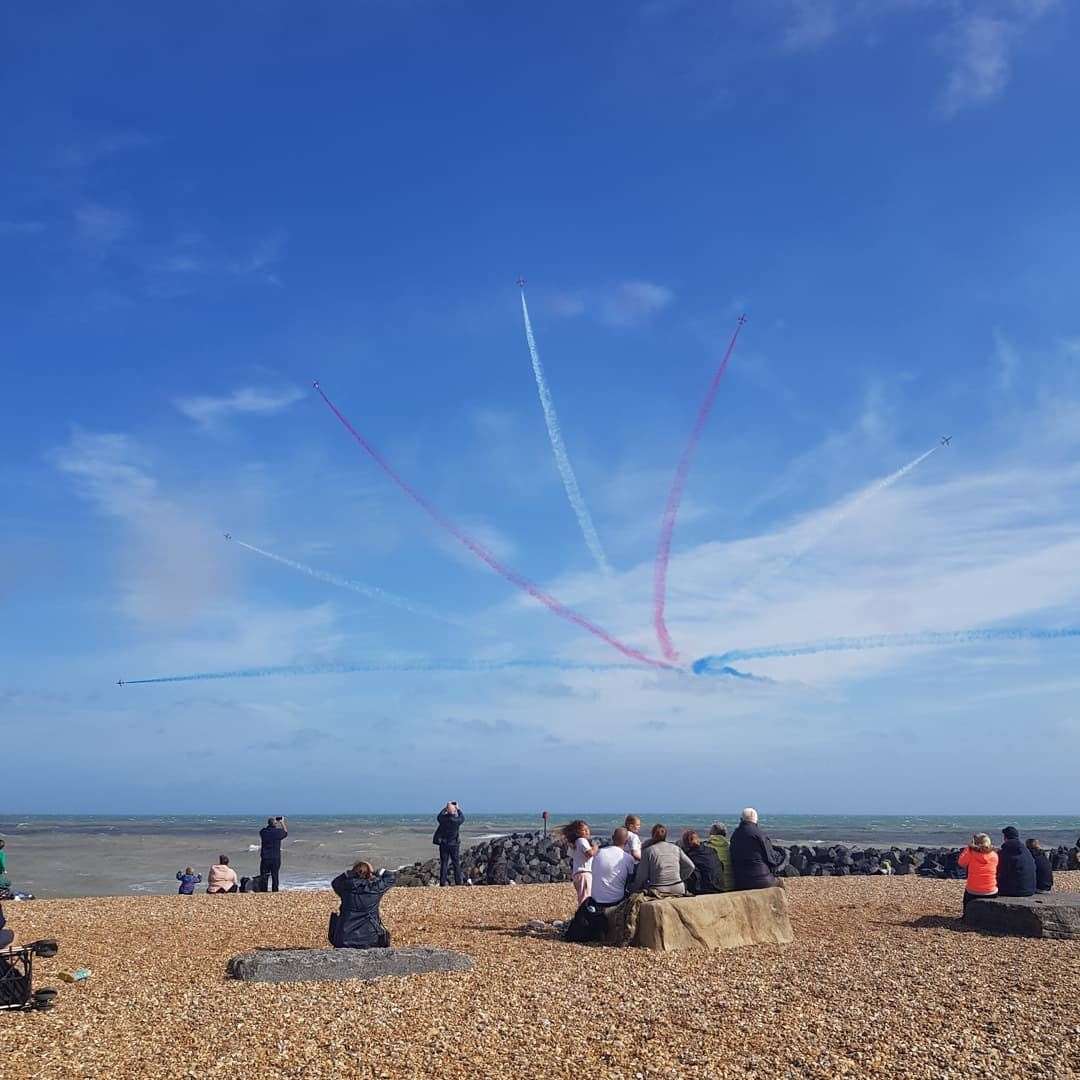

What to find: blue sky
left=2, top=0, right=1079, bottom=814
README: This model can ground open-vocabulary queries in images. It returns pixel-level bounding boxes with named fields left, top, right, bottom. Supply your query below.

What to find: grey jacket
left=630, top=841, right=695, bottom=896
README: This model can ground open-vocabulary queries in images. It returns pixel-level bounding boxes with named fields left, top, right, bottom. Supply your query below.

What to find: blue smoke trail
left=692, top=627, right=1080, bottom=675
left=120, top=658, right=643, bottom=686
left=229, top=536, right=472, bottom=631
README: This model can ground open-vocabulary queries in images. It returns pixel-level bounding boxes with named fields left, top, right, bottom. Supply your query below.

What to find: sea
left=2, top=813, right=1078, bottom=899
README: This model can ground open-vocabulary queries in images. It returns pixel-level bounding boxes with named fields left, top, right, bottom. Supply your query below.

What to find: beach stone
left=226, top=947, right=473, bottom=983
left=964, top=893, right=1080, bottom=940
left=631, top=887, right=794, bottom=953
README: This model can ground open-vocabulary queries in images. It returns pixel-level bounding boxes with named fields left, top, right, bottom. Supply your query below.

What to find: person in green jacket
left=706, top=823, right=735, bottom=892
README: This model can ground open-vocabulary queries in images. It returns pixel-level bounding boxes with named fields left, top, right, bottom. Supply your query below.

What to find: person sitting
left=706, top=823, right=734, bottom=892
left=590, top=827, right=636, bottom=907
left=629, top=824, right=695, bottom=897
left=958, top=833, right=998, bottom=910
left=0, top=903, right=13, bottom=951
left=207, top=855, right=239, bottom=894
left=997, top=826, right=1036, bottom=897
left=176, top=867, right=202, bottom=895
left=682, top=831, right=724, bottom=895
left=730, top=808, right=782, bottom=891
left=330, top=861, right=395, bottom=949
left=623, top=815, right=643, bottom=862
left=1025, top=838, right=1053, bottom=893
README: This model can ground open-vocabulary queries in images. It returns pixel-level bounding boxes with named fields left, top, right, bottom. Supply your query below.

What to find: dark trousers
left=260, top=857, right=281, bottom=892
left=439, top=843, right=462, bottom=886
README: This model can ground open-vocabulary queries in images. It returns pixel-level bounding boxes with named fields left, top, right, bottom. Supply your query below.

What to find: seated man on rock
left=706, top=823, right=735, bottom=892
left=330, top=860, right=395, bottom=949
left=1025, top=838, right=1053, bottom=894
left=682, top=830, right=725, bottom=895
left=629, top=824, right=695, bottom=897
left=589, top=827, right=636, bottom=908
left=996, top=826, right=1036, bottom=898
left=730, top=807, right=783, bottom=891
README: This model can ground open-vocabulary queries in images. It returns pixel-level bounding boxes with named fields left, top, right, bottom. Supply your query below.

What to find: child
left=562, top=820, right=599, bottom=905
left=176, top=867, right=202, bottom=895
left=957, top=833, right=997, bottom=912
left=623, top=815, right=643, bottom=861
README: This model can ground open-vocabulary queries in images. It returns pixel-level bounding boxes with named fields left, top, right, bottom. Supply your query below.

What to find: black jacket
left=686, top=844, right=725, bottom=895
left=330, top=870, right=395, bottom=948
left=996, top=838, right=1036, bottom=897
left=730, top=820, right=781, bottom=890
left=1029, top=848, right=1053, bottom=892
left=433, top=809, right=464, bottom=847
left=259, top=825, right=287, bottom=860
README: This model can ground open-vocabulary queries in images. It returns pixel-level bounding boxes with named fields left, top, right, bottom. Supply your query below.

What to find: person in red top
left=958, top=832, right=998, bottom=912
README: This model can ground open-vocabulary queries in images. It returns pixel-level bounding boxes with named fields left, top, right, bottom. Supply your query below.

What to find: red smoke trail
left=652, top=315, right=746, bottom=662
left=314, top=383, right=673, bottom=671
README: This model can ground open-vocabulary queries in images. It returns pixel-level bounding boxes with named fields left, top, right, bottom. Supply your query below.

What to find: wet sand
left=3, top=874, right=1078, bottom=1078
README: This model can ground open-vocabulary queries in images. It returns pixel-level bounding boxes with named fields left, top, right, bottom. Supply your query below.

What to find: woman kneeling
left=330, top=861, right=395, bottom=949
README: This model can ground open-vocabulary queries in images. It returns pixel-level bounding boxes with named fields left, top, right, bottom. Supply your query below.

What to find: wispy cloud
left=174, top=386, right=305, bottom=429
left=779, top=0, right=838, bottom=51
left=51, top=431, right=227, bottom=624
left=74, top=202, right=133, bottom=254
left=601, top=280, right=675, bottom=327
left=940, top=1, right=1060, bottom=116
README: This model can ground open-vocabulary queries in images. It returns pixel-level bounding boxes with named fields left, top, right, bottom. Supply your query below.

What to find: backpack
left=562, top=899, right=608, bottom=944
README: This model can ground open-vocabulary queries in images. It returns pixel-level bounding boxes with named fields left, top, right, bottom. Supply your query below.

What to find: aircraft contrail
left=119, top=657, right=644, bottom=686
left=653, top=315, right=746, bottom=662
left=226, top=535, right=470, bottom=631
left=723, top=443, right=940, bottom=610
left=313, top=381, right=672, bottom=670
left=518, top=284, right=611, bottom=575
left=692, top=626, right=1080, bottom=674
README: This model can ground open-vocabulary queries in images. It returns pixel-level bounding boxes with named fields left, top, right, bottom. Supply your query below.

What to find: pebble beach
left=4, top=874, right=1079, bottom=1079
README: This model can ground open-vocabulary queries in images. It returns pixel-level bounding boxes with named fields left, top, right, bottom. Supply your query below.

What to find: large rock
left=964, top=893, right=1080, bottom=940
left=631, top=887, right=794, bottom=953
left=227, top=947, right=473, bottom=983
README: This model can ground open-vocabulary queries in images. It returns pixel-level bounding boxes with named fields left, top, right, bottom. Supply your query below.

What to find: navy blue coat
left=730, top=821, right=781, bottom=890
left=996, top=839, right=1036, bottom=897
left=433, top=809, right=464, bottom=847
left=330, top=871, right=395, bottom=948
left=1029, top=848, right=1053, bottom=892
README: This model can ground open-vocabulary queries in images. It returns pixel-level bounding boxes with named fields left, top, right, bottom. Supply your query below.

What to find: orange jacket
left=958, top=847, right=998, bottom=895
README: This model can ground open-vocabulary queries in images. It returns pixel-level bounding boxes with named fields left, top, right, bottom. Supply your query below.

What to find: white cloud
left=52, top=431, right=227, bottom=624
left=600, top=281, right=675, bottom=327
left=174, top=386, right=305, bottom=429
left=940, top=14, right=1012, bottom=115
left=780, top=0, right=838, bottom=51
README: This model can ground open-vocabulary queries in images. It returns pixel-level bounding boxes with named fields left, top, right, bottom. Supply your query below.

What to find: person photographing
left=433, top=802, right=465, bottom=886
left=258, top=816, right=288, bottom=893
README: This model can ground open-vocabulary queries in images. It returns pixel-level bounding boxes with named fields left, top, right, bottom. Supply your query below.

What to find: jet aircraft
left=940, top=436, right=952, bottom=447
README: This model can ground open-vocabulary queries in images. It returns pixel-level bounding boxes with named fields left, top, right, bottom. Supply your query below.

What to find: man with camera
left=258, top=816, right=288, bottom=893
left=433, top=801, right=465, bottom=887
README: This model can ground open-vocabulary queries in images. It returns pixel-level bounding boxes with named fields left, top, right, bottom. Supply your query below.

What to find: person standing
left=563, top=820, right=599, bottom=904
left=433, top=802, right=465, bottom=887
left=623, top=815, right=643, bottom=861
left=258, top=816, right=288, bottom=893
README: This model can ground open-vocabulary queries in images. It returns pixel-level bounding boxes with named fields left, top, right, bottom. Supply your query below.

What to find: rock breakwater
left=394, top=830, right=1080, bottom=887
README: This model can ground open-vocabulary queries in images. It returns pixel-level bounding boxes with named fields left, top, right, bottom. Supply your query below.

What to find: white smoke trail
left=229, top=537, right=474, bottom=631
left=519, top=290, right=611, bottom=574
left=723, top=445, right=939, bottom=609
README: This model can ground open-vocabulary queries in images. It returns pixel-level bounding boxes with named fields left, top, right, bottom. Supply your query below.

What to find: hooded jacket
left=706, top=833, right=735, bottom=892
left=176, top=871, right=202, bottom=895
left=996, top=837, right=1036, bottom=897
left=331, top=870, right=395, bottom=948
left=207, top=864, right=239, bottom=893
left=730, top=820, right=781, bottom=890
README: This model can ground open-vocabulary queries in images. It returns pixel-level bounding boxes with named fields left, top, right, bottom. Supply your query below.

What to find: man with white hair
left=730, top=807, right=782, bottom=890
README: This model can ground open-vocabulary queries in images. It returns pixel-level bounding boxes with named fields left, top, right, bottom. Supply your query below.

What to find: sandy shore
left=3, top=874, right=1078, bottom=1079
